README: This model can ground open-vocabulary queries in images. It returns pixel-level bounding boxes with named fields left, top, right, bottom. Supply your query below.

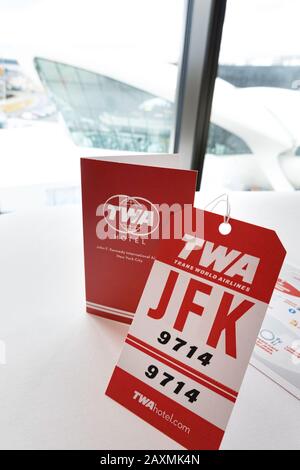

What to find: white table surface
left=0, top=191, right=299, bottom=450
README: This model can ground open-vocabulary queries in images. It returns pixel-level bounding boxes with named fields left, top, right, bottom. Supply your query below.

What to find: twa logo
left=97, top=194, right=160, bottom=238
left=133, top=390, right=156, bottom=410
left=96, top=198, right=203, bottom=240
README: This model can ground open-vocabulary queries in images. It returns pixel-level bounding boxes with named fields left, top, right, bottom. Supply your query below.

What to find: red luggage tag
left=106, top=208, right=286, bottom=449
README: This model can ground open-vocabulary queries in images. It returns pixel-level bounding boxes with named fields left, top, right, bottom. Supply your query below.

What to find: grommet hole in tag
left=219, top=222, right=232, bottom=235
left=205, top=193, right=231, bottom=236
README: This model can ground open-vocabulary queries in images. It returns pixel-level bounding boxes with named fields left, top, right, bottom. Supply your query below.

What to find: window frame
left=35, top=0, right=227, bottom=182
left=174, top=0, right=227, bottom=187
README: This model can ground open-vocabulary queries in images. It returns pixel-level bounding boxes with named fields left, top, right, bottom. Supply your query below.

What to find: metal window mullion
left=174, top=0, right=227, bottom=187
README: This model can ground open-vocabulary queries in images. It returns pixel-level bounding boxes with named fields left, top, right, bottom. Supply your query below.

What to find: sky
left=220, top=0, right=300, bottom=64
left=1, top=0, right=300, bottom=67
left=0, top=0, right=185, bottom=62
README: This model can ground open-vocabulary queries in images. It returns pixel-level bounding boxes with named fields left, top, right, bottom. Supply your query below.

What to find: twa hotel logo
left=96, top=195, right=202, bottom=240
left=97, top=194, right=160, bottom=238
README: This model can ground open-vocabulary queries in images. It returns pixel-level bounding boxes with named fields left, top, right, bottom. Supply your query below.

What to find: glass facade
left=207, top=123, right=252, bottom=156
left=35, top=58, right=174, bottom=153
left=203, top=0, right=300, bottom=191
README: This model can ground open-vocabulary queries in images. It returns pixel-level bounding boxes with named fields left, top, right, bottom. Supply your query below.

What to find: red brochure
left=106, top=209, right=286, bottom=449
left=81, top=157, right=197, bottom=324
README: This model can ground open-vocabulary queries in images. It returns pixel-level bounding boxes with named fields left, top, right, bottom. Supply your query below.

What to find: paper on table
left=81, top=157, right=197, bottom=325
left=251, top=262, right=300, bottom=399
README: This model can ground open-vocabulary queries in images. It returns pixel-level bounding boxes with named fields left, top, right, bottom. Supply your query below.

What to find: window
left=202, top=0, right=300, bottom=191
left=207, top=123, right=252, bottom=156
left=0, top=0, right=187, bottom=212
left=35, top=58, right=174, bottom=153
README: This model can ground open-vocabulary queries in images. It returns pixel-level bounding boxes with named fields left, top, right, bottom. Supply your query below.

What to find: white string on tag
left=204, top=193, right=231, bottom=235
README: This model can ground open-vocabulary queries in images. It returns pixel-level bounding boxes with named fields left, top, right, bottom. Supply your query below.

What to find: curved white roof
left=33, top=50, right=177, bottom=102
